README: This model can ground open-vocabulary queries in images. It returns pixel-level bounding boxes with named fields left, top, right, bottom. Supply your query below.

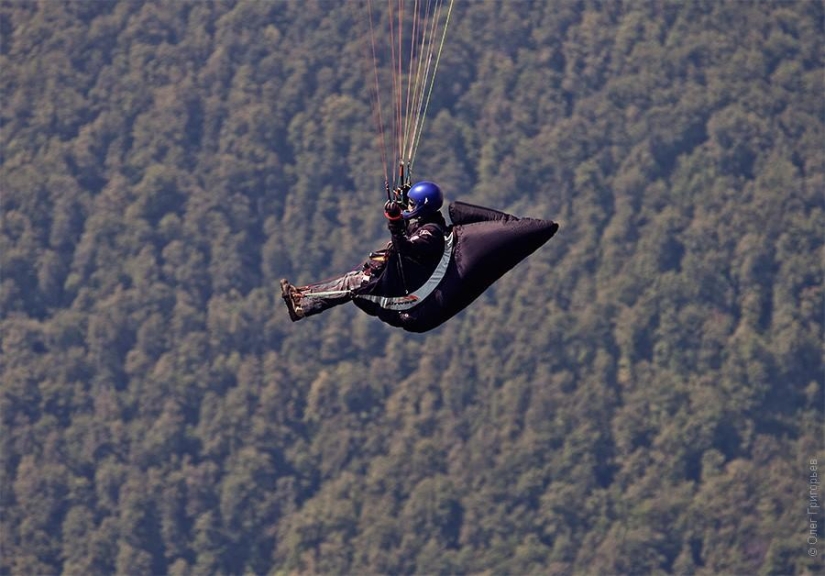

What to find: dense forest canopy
left=1, top=1, right=823, bottom=574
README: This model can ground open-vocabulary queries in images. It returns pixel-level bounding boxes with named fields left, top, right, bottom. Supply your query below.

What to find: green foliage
left=1, top=1, right=822, bottom=574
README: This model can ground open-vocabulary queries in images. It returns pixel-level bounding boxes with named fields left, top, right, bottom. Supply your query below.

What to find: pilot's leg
left=281, top=269, right=371, bottom=321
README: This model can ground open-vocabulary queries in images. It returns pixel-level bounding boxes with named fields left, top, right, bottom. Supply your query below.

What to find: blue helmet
left=403, top=181, right=443, bottom=219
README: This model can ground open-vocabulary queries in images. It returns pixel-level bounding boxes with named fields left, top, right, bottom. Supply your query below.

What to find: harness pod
left=353, top=201, right=559, bottom=333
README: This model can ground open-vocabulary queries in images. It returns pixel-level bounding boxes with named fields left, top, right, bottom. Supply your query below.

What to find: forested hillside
left=1, top=1, right=823, bottom=574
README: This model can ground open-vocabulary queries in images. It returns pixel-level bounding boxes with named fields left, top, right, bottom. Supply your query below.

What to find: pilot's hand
left=384, top=200, right=402, bottom=220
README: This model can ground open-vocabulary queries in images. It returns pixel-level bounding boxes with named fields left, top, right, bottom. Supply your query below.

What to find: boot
left=280, top=279, right=305, bottom=322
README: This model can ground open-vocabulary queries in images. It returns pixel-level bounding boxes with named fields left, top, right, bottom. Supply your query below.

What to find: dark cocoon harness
left=354, top=201, right=559, bottom=333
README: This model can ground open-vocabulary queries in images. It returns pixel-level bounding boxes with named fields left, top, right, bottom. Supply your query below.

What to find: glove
left=384, top=200, right=402, bottom=220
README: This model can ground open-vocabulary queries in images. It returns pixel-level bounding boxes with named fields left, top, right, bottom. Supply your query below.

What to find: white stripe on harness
left=356, top=231, right=454, bottom=311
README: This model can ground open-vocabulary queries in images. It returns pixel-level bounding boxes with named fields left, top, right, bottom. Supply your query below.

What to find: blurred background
left=1, top=1, right=822, bottom=574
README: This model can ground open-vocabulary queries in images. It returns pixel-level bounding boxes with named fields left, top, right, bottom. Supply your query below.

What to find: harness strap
left=356, top=231, right=454, bottom=311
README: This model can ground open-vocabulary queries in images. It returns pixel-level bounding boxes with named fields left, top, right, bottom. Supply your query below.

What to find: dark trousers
left=297, top=268, right=373, bottom=317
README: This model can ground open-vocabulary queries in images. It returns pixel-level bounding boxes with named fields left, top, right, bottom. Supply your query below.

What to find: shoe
left=280, top=279, right=305, bottom=322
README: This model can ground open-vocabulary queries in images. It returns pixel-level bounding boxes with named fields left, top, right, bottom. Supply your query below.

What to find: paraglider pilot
left=280, top=181, right=446, bottom=321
